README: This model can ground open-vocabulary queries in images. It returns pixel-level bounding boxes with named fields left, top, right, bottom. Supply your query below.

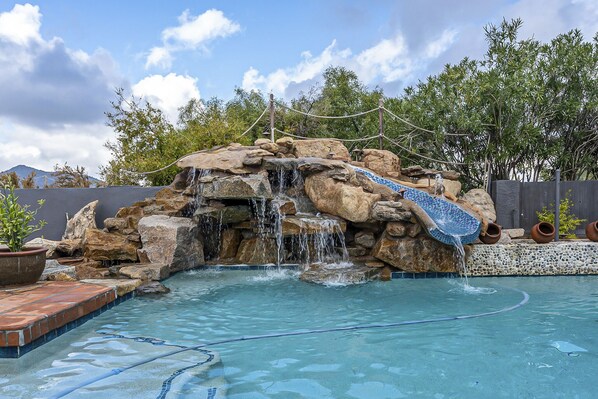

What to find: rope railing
left=382, top=107, right=469, bottom=137
left=276, top=101, right=378, bottom=119
left=274, top=128, right=379, bottom=143
left=238, top=106, right=269, bottom=137
left=383, top=134, right=466, bottom=165
left=121, top=95, right=476, bottom=177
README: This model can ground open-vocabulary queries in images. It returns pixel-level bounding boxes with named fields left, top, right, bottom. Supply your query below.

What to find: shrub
left=536, top=191, right=586, bottom=239
left=0, top=184, right=46, bottom=252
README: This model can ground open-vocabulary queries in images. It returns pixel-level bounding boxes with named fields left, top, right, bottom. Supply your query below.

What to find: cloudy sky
left=0, top=1, right=596, bottom=177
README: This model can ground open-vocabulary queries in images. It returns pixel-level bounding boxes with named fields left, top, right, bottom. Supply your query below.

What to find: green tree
left=53, top=163, right=91, bottom=188
left=102, top=88, right=179, bottom=186
left=0, top=172, right=20, bottom=188
left=21, top=171, right=37, bottom=189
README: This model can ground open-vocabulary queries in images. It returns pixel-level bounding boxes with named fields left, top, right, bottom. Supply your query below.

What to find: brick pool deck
left=0, top=281, right=119, bottom=358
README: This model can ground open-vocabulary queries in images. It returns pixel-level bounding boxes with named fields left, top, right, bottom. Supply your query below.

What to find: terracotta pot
left=0, top=247, right=47, bottom=286
left=480, top=222, right=502, bottom=244
left=531, top=222, right=555, bottom=244
left=586, top=221, right=598, bottom=242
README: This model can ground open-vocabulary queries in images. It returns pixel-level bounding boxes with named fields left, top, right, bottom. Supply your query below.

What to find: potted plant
left=0, top=184, right=47, bottom=286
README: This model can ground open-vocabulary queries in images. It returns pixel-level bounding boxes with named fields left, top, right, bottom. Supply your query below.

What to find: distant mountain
left=0, top=165, right=102, bottom=188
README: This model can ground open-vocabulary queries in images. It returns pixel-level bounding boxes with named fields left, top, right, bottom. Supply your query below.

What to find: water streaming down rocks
left=70, top=139, right=496, bottom=286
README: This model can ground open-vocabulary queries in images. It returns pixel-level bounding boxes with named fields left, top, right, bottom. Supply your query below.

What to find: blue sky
left=0, top=1, right=597, bottom=176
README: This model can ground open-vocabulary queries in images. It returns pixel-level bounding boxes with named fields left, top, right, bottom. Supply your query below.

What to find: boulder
left=372, top=234, right=458, bottom=273
left=104, top=217, right=128, bottom=232
left=26, top=238, right=60, bottom=258
left=136, top=282, right=171, bottom=295
left=177, top=147, right=274, bottom=174
left=300, top=263, right=379, bottom=285
left=81, top=278, right=143, bottom=297
left=354, top=173, right=401, bottom=201
left=154, top=187, right=193, bottom=216
left=346, top=246, right=368, bottom=257
left=442, top=180, right=462, bottom=197
left=194, top=204, right=252, bottom=224
left=63, top=200, right=98, bottom=240
left=407, top=222, right=422, bottom=238
left=361, top=149, right=400, bottom=176
left=138, top=215, right=204, bottom=273
left=304, top=172, right=381, bottom=223
left=171, top=168, right=190, bottom=190
left=386, top=222, right=408, bottom=237
left=281, top=215, right=347, bottom=236
left=115, top=206, right=144, bottom=229
left=254, top=138, right=271, bottom=146
left=40, top=260, right=76, bottom=281
left=236, top=237, right=278, bottom=264
left=462, top=189, right=496, bottom=222
left=354, top=231, right=376, bottom=248
left=271, top=198, right=297, bottom=215
left=119, top=263, right=170, bottom=281
left=370, top=201, right=413, bottom=222
left=292, top=139, right=350, bottom=161
left=201, top=174, right=273, bottom=200
left=262, top=157, right=346, bottom=174
left=260, top=142, right=280, bottom=153
left=75, top=264, right=111, bottom=279
left=55, top=239, right=82, bottom=256
left=441, top=171, right=461, bottom=180
left=402, top=166, right=460, bottom=180
left=365, top=260, right=386, bottom=268
left=275, top=137, right=294, bottom=149
left=83, top=228, right=139, bottom=262
left=415, top=178, right=462, bottom=197
left=219, top=229, right=241, bottom=259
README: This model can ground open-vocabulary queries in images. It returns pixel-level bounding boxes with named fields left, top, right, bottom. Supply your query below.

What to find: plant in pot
left=0, top=184, right=47, bottom=286
left=535, top=191, right=585, bottom=241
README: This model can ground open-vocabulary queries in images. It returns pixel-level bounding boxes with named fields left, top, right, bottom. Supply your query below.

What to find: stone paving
left=0, top=281, right=117, bottom=357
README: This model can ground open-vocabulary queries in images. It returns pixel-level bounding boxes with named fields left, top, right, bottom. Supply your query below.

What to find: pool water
left=1, top=271, right=598, bottom=398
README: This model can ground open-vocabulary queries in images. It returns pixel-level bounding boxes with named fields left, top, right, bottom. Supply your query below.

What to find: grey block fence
left=10, top=180, right=598, bottom=242
left=491, top=180, right=598, bottom=236
left=14, top=186, right=163, bottom=241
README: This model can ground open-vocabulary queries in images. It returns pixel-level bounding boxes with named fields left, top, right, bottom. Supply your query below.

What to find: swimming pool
left=1, top=271, right=597, bottom=398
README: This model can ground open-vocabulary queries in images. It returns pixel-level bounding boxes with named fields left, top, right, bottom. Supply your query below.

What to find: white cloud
left=0, top=122, right=114, bottom=176
left=502, top=0, right=598, bottom=41
left=425, top=29, right=458, bottom=59
left=355, top=34, right=412, bottom=83
left=0, top=3, right=124, bottom=176
left=145, top=46, right=173, bottom=69
left=0, top=3, right=42, bottom=45
left=146, top=9, right=240, bottom=69
left=242, top=40, right=352, bottom=95
left=0, top=4, right=124, bottom=127
left=241, top=31, right=455, bottom=96
left=132, top=73, right=201, bottom=122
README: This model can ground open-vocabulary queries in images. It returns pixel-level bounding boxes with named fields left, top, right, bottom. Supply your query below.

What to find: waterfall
left=186, top=168, right=212, bottom=215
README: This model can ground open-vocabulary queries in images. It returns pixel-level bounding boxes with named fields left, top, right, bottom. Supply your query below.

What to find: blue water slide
left=351, top=166, right=481, bottom=246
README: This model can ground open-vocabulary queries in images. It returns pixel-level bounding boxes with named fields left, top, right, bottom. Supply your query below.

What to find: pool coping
left=0, top=281, right=133, bottom=358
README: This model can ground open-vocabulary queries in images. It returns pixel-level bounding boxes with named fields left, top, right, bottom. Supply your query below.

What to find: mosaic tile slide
left=352, top=166, right=481, bottom=246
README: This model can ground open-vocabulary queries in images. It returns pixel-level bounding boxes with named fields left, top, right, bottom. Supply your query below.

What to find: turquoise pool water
left=1, top=271, right=597, bottom=398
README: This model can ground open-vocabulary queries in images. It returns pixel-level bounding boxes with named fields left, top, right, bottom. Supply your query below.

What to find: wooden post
left=378, top=98, right=384, bottom=150
left=555, top=168, right=560, bottom=241
left=269, top=93, right=275, bottom=142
